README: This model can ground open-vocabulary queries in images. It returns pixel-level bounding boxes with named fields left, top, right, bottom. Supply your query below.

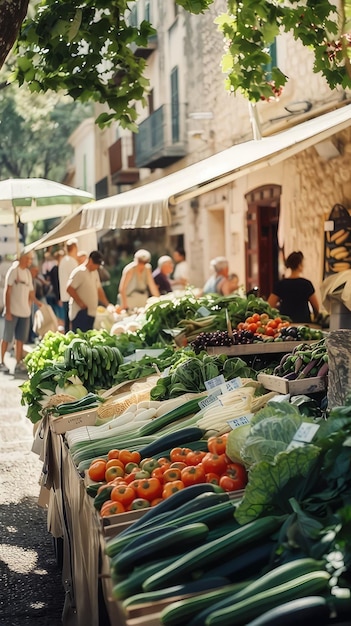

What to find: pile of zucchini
left=105, top=487, right=350, bottom=625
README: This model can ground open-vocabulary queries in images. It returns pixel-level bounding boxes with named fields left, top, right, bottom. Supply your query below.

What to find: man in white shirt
left=0, top=251, right=35, bottom=376
left=67, top=250, right=111, bottom=332
left=58, top=238, right=78, bottom=333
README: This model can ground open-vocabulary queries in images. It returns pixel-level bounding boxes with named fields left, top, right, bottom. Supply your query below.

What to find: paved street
left=0, top=358, right=65, bottom=625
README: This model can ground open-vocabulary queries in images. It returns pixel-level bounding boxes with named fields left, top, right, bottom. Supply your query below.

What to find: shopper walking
left=66, top=250, right=111, bottom=332
left=153, top=255, right=174, bottom=295
left=58, top=238, right=79, bottom=333
left=118, top=249, right=159, bottom=311
left=0, top=251, right=36, bottom=377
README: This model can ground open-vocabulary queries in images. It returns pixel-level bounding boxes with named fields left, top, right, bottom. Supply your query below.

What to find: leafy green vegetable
left=235, top=445, right=321, bottom=525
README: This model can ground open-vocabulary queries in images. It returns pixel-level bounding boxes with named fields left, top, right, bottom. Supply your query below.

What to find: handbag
left=33, top=303, right=58, bottom=337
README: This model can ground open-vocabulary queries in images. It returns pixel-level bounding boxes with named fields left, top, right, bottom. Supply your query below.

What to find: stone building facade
left=67, top=0, right=351, bottom=304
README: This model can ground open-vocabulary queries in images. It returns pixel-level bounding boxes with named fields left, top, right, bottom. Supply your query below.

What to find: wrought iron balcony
left=134, top=103, right=187, bottom=169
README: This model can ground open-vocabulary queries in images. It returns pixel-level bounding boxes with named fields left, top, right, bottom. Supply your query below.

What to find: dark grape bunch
left=191, top=329, right=257, bottom=352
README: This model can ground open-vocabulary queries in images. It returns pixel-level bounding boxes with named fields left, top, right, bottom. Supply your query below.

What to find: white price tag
left=198, top=393, right=221, bottom=410
left=293, top=422, right=320, bottom=443
left=227, top=414, right=252, bottom=430
left=196, top=306, right=211, bottom=317
left=205, top=375, right=225, bottom=390
left=220, top=378, right=242, bottom=393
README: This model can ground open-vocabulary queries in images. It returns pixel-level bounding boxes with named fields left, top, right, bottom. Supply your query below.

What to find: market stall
left=24, top=292, right=351, bottom=626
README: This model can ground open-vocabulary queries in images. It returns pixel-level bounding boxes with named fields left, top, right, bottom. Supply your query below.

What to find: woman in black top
left=267, top=251, right=319, bottom=323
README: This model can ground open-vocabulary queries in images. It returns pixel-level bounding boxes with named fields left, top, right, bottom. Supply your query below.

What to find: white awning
left=24, top=209, right=96, bottom=252
left=28, top=105, right=351, bottom=250
left=81, top=104, right=351, bottom=231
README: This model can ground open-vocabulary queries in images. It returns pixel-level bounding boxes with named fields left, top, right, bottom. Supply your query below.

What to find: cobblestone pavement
left=0, top=360, right=65, bottom=625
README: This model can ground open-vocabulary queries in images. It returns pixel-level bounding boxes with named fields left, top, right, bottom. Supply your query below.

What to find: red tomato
left=205, top=472, right=220, bottom=485
left=157, top=457, right=171, bottom=466
left=170, top=461, right=187, bottom=471
left=163, top=468, right=182, bottom=483
left=219, top=463, right=248, bottom=492
left=201, top=452, right=228, bottom=476
left=118, top=450, right=141, bottom=466
left=105, top=465, right=124, bottom=482
left=88, top=460, right=107, bottom=482
left=105, top=458, right=124, bottom=470
left=185, top=450, right=207, bottom=466
left=207, top=434, right=229, bottom=456
left=151, top=465, right=169, bottom=481
left=107, top=477, right=127, bottom=487
left=107, top=449, right=120, bottom=460
left=180, top=464, right=206, bottom=487
left=162, top=480, right=185, bottom=499
left=111, top=484, right=136, bottom=507
left=100, top=499, right=125, bottom=517
left=136, top=478, right=163, bottom=502
left=170, top=447, right=192, bottom=463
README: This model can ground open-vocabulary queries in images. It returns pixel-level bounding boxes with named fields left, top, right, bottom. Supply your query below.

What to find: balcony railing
left=131, top=33, right=158, bottom=59
left=108, top=137, right=140, bottom=185
left=135, top=103, right=187, bottom=169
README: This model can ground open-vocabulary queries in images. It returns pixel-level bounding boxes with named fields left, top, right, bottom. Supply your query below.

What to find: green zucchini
left=109, top=483, right=223, bottom=540
left=202, top=570, right=331, bottom=626
left=157, top=582, right=252, bottom=626
left=86, top=481, right=105, bottom=497
left=112, top=555, right=188, bottom=601
left=243, top=595, right=330, bottom=626
left=142, top=514, right=284, bottom=592
left=93, top=485, right=113, bottom=511
left=122, top=576, right=233, bottom=610
left=107, top=498, right=234, bottom=559
left=137, top=397, right=203, bottom=436
left=200, top=539, right=276, bottom=582
left=137, top=426, right=206, bottom=459
left=187, top=557, right=328, bottom=626
left=112, top=522, right=210, bottom=575
left=161, top=570, right=330, bottom=626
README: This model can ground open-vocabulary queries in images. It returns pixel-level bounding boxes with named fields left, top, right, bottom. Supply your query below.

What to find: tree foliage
left=0, top=73, right=92, bottom=179
left=3, top=0, right=351, bottom=130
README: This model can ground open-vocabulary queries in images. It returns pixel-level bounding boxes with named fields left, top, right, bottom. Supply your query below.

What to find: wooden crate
left=49, top=407, right=98, bottom=434
left=206, top=340, right=319, bottom=356
left=257, top=373, right=327, bottom=394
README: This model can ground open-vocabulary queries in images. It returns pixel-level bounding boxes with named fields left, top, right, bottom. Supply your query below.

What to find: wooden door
left=245, top=185, right=281, bottom=300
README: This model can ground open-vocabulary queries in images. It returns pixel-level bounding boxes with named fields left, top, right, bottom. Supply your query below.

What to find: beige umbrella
left=0, top=178, right=94, bottom=255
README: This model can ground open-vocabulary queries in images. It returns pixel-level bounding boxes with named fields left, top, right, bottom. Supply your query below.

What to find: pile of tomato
left=88, top=434, right=248, bottom=517
left=237, top=313, right=290, bottom=339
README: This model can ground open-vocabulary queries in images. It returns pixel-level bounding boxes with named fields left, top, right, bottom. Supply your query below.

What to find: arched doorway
left=245, top=184, right=282, bottom=300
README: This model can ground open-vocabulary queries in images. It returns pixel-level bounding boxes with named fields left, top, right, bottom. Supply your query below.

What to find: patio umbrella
left=0, top=178, right=94, bottom=256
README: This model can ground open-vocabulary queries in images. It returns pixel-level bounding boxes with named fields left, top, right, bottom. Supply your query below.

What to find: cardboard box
left=257, top=373, right=326, bottom=394
left=49, top=407, right=98, bottom=434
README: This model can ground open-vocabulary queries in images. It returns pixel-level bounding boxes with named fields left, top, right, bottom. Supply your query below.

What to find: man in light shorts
left=0, top=251, right=35, bottom=377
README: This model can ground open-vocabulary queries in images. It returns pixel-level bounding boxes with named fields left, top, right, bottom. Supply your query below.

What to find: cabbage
left=226, top=422, right=252, bottom=465
left=55, top=381, right=88, bottom=399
